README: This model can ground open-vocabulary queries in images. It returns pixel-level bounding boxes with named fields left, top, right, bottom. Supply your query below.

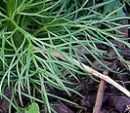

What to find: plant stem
left=93, top=71, right=108, bottom=113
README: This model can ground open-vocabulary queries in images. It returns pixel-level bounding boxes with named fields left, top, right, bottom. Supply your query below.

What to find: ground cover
left=0, top=0, right=130, bottom=113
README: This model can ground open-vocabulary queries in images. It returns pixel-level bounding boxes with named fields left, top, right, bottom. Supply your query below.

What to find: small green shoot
left=25, top=103, right=39, bottom=113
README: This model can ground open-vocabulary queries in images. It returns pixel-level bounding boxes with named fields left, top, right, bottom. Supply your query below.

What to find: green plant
left=25, top=103, right=39, bottom=113
left=0, top=0, right=130, bottom=113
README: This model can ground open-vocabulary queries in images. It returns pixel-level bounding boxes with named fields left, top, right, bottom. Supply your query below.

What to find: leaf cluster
left=0, top=0, right=130, bottom=112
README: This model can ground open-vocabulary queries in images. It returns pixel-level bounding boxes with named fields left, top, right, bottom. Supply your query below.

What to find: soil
left=0, top=19, right=130, bottom=113
left=49, top=19, right=130, bottom=113
left=1, top=74, right=130, bottom=113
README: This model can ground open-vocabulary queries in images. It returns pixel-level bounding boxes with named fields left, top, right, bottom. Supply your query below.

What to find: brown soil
left=0, top=20, right=130, bottom=113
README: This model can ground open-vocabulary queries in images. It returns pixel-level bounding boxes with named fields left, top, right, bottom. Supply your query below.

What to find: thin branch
left=51, top=51, right=130, bottom=97
left=33, top=47, right=130, bottom=97
left=93, top=71, right=108, bottom=113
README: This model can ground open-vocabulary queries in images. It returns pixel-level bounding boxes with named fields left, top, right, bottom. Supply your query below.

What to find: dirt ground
left=0, top=20, right=130, bottom=113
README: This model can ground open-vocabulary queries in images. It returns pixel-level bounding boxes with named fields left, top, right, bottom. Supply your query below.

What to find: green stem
left=6, top=0, right=15, bottom=19
left=5, top=0, right=28, bottom=48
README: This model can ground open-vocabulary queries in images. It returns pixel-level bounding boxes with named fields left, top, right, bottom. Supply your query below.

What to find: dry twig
left=93, top=71, right=108, bottom=113
left=33, top=47, right=130, bottom=97
left=51, top=51, right=130, bottom=97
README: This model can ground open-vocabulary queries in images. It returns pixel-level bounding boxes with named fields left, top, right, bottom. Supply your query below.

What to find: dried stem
left=93, top=71, right=108, bottom=113
left=51, top=51, right=130, bottom=97
left=33, top=47, right=130, bottom=98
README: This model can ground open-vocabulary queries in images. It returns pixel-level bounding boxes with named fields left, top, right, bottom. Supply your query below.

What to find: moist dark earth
left=1, top=67, right=130, bottom=113
left=52, top=19, right=130, bottom=113
left=0, top=20, right=130, bottom=113
left=0, top=18, right=130, bottom=113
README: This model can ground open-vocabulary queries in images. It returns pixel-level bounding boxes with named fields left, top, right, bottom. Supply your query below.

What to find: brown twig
left=51, top=51, right=130, bottom=97
left=33, top=47, right=130, bottom=97
left=93, top=71, right=108, bottom=113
